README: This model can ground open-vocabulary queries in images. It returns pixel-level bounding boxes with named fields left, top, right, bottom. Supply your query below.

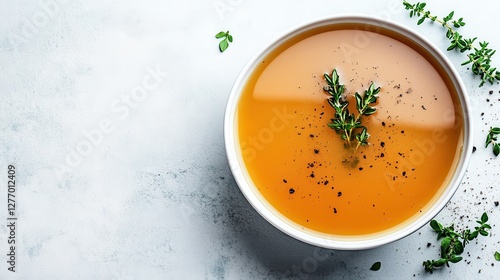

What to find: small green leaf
left=430, top=220, right=442, bottom=232
left=370, top=262, right=381, bottom=271
left=480, top=230, right=489, bottom=236
left=454, top=242, right=464, bottom=254
left=324, top=73, right=333, bottom=85
left=450, top=256, right=463, bottom=263
left=494, top=144, right=500, bottom=156
left=355, top=92, right=362, bottom=110
left=434, top=259, right=446, bottom=267
left=363, top=107, right=377, bottom=116
left=441, top=237, right=452, bottom=250
left=219, top=38, right=229, bottom=52
left=215, top=31, right=226, bottom=38
left=445, top=11, right=454, bottom=21
left=469, top=230, right=479, bottom=240
left=495, top=251, right=500, bottom=261
left=491, top=127, right=500, bottom=134
left=417, top=17, right=425, bottom=25
left=227, top=34, right=233, bottom=42
left=481, top=212, right=489, bottom=223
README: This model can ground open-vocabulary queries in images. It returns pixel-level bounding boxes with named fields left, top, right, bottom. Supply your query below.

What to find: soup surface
left=237, top=25, right=463, bottom=235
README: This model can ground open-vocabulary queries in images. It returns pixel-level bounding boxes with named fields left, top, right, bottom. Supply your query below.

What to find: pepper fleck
left=289, top=188, right=295, bottom=194
left=337, top=191, right=342, bottom=197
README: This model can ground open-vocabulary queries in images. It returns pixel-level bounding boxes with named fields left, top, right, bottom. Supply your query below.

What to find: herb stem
left=403, top=1, right=500, bottom=86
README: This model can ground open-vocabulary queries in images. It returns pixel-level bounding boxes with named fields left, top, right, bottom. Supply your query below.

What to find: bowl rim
left=224, top=14, right=472, bottom=250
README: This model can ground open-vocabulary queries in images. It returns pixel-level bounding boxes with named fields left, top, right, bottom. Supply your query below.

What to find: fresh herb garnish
left=370, top=261, right=381, bottom=271
left=403, top=1, right=500, bottom=86
left=486, top=127, right=500, bottom=156
left=495, top=251, right=500, bottom=261
left=423, top=212, right=491, bottom=274
left=323, top=69, right=380, bottom=150
left=215, top=31, right=233, bottom=52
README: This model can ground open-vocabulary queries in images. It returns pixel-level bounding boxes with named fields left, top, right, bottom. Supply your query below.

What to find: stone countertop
left=1, top=0, right=499, bottom=279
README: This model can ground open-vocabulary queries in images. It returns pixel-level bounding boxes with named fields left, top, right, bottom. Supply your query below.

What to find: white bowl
left=224, top=15, right=471, bottom=250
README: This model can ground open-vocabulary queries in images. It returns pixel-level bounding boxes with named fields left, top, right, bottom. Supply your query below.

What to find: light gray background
left=1, top=0, right=500, bottom=279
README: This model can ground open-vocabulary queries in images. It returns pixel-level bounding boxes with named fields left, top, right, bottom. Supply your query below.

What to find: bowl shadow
left=221, top=171, right=388, bottom=279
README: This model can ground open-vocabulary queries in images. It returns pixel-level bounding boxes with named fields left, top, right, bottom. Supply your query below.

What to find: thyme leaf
left=215, top=31, right=233, bottom=52
left=486, top=127, right=500, bottom=156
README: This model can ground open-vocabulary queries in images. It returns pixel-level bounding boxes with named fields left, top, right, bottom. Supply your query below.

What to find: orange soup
left=237, top=24, right=463, bottom=235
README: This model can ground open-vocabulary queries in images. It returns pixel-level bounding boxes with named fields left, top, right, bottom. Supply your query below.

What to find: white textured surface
left=1, top=0, right=500, bottom=279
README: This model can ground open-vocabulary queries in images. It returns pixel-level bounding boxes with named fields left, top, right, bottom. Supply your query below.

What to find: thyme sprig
left=486, top=127, right=500, bottom=156
left=423, top=212, right=491, bottom=274
left=403, top=1, right=500, bottom=86
left=323, top=69, right=380, bottom=150
left=215, top=31, right=233, bottom=52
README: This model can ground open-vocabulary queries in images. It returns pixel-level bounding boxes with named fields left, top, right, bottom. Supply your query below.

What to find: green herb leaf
left=495, top=251, right=500, bottom=261
left=430, top=220, right=442, bottom=232
left=370, top=262, right=381, bottom=271
left=215, top=31, right=232, bottom=52
left=481, top=212, right=489, bottom=223
left=215, top=31, right=226, bottom=38
left=469, top=230, right=478, bottom=240
left=486, top=127, right=500, bottom=156
left=450, top=256, right=463, bottom=263
left=494, top=144, right=500, bottom=156
left=454, top=242, right=464, bottom=255
left=441, top=237, right=452, bottom=250
left=219, top=39, right=229, bottom=52
left=434, top=259, right=446, bottom=267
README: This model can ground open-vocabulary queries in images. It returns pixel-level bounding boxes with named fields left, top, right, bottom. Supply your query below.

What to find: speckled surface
left=1, top=0, right=500, bottom=279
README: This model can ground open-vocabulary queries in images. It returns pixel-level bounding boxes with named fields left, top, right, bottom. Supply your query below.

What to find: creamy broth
left=237, top=24, right=463, bottom=235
